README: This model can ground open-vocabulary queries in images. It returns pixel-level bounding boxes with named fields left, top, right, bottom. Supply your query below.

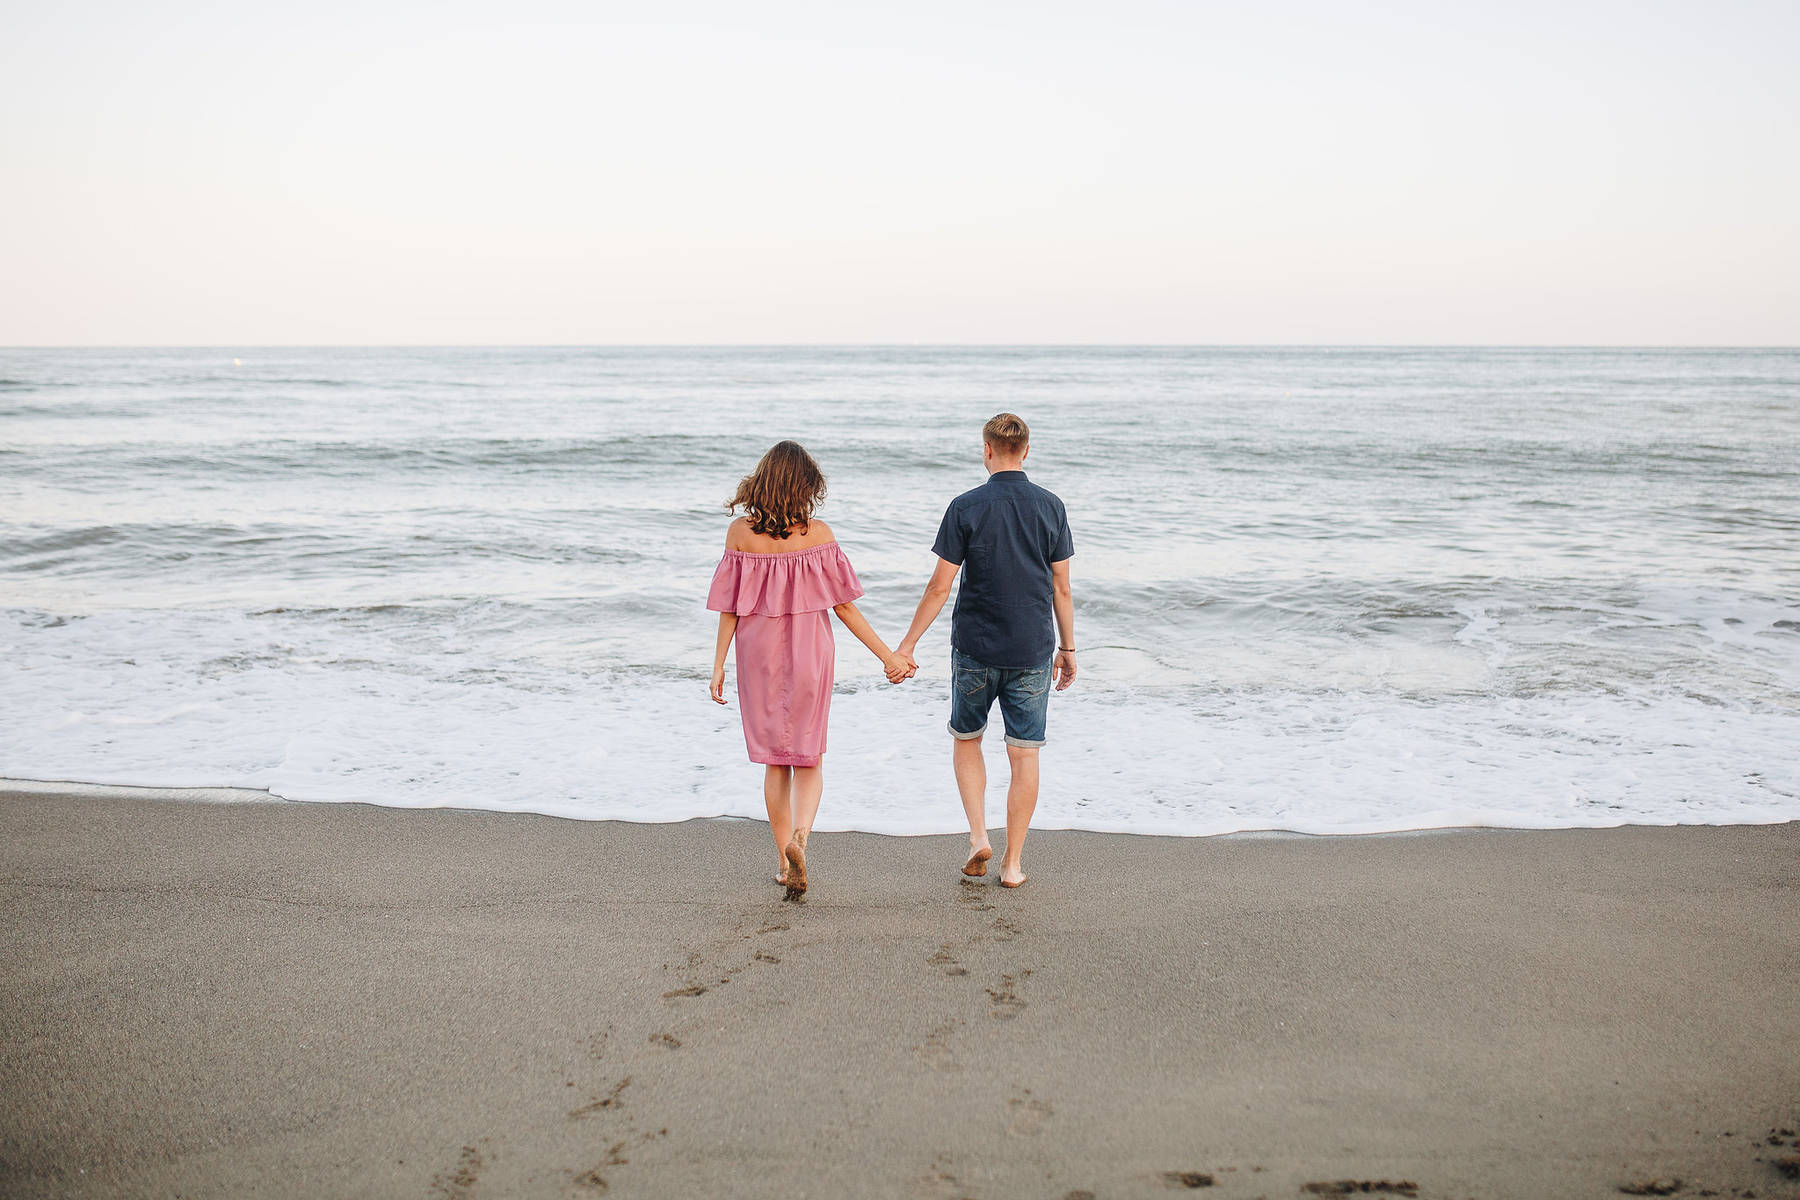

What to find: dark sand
left=2, top=783, right=1797, bottom=1199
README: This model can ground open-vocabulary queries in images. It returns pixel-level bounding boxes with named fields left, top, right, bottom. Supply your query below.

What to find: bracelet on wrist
left=1059, top=646, right=1076, bottom=653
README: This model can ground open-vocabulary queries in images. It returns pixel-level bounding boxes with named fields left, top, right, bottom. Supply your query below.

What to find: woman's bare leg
left=764, top=765, right=793, bottom=882
left=789, top=764, right=823, bottom=836
left=784, top=764, right=824, bottom=896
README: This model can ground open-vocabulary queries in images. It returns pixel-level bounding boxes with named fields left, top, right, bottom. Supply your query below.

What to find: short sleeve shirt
left=931, top=470, right=1074, bottom=668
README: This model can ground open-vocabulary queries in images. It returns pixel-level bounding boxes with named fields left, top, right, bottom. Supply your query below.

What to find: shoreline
left=3, top=785, right=1797, bottom=1198
left=5, top=776, right=1792, bottom=841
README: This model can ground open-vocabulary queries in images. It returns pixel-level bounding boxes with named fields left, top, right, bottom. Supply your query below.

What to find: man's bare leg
left=999, top=744, right=1040, bottom=887
left=954, top=735, right=992, bottom=875
left=764, top=765, right=793, bottom=883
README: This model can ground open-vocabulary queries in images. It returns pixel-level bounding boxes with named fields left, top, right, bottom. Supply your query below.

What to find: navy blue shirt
left=932, top=470, right=1074, bottom=669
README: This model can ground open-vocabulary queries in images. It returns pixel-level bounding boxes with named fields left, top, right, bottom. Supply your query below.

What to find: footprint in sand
left=985, top=972, right=1030, bottom=1019
left=568, top=1077, right=631, bottom=1119
left=920, top=1157, right=971, bottom=1199
left=1006, top=1090, right=1053, bottom=1136
left=926, top=943, right=970, bottom=977
left=1162, top=1170, right=1215, bottom=1188
left=571, top=1141, right=631, bottom=1192
left=915, top=1022, right=964, bottom=1073
left=429, top=1140, right=488, bottom=1199
left=957, top=879, right=997, bottom=912
left=649, top=1032, right=681, bottom=1050
left=1301, top=1182, right=1416, bottom=1196
left=989, top=916, right=1020, bottom=941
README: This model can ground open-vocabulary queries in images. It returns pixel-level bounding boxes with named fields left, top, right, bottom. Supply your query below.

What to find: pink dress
left=707, top=542, right=865, bottom=767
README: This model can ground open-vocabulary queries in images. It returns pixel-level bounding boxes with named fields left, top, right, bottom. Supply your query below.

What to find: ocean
left=2, top=346, right=1796, bottom=835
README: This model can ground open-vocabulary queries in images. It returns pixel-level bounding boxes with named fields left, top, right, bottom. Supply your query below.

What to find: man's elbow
left=1053, top=580, right=1073, bottom=600
left=924, top=582, right=953, bottom=602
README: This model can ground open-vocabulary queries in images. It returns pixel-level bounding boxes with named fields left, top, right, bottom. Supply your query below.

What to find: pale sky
left=3, top=0, right=1796, bottom=344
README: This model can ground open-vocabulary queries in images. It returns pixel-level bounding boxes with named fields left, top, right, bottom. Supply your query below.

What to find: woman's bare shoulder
left=728, top=516, right=836, bottom=552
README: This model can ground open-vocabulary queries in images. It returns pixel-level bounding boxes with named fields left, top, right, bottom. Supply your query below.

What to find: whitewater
left=3, top=346, right=1796, bottom=835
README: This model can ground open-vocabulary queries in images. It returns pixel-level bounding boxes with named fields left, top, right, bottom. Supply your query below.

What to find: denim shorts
left=948, top=648, right=1052, bottom=748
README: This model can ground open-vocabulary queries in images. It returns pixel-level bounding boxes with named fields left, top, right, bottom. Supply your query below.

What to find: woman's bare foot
left=775, top=864, right=789, bottom=886
left=998, top=863, right=1027, bottom=888
left=962, top=844, right=992, bottom=877
left=783, top=836, right=808, bottom=898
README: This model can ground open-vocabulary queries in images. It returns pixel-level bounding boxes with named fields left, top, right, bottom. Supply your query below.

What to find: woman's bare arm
left=710, top=612, right=739, bottom=704
left=832, top=601, right=911, bottom=683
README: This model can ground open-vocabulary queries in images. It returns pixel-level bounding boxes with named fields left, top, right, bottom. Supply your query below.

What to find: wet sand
left=2, top=782, right=1797, bottom=1199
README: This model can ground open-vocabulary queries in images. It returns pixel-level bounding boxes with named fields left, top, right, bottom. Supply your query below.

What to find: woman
left=708, top=441, right=910, bottom=897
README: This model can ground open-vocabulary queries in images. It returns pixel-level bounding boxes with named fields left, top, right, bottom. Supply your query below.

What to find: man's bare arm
left=896, top=557, right=961, bottom=667
left=1051, top=558, right=1076, bottom=690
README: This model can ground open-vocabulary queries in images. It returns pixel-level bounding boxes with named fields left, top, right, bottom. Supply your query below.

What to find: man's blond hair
left=982, top=412, right=1029, bottom=457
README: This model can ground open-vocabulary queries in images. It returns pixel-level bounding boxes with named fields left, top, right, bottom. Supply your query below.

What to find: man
left=896, top=412, right=1076, bottom=888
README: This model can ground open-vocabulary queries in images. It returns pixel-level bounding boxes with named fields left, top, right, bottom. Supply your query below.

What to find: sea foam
left=2, top=346, right=1796, bottom=836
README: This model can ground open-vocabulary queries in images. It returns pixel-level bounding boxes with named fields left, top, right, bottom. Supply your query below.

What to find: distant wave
left=3, top=436, right=766, bottom=480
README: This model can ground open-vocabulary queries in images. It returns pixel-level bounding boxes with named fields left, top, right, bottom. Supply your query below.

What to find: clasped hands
left=882, top=645, right=919, bottom=685
left=885, top=645, right=1074, bottom=687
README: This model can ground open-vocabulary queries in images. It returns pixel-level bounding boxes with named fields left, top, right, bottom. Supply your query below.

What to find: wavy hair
left=727, top=440, right=827, bottom=538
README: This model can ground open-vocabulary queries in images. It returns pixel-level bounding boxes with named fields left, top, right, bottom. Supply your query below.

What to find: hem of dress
left=751, top=754, right=824, bottom=767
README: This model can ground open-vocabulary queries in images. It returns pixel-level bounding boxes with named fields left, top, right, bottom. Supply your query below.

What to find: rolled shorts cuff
left=948, top=720, right=986, bottom=741
left=1002, top=734, right=1046, bottom=749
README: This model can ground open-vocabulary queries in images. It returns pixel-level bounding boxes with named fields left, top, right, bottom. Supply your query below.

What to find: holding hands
left=889, top=645, right=1071, bottom=689
left=883, top=646, right=917, bottom=685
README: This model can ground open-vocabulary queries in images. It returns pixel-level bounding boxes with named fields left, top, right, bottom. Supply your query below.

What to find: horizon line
left=4, top=342, right=1798, bottom=352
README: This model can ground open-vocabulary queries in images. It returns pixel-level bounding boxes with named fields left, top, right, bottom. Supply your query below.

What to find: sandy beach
left=1, top=783, right=1796, bottom=1199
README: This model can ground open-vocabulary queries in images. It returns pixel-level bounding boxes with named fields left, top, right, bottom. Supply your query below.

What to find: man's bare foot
left=783, top=838, right=808, bottom=897
left=962, top=845, right=992, bottom=877
left=998, top=864, right=1026, bottom=888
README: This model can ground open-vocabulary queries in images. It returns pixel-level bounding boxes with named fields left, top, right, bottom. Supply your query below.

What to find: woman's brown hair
left=727, top=440, right=828, bottom=538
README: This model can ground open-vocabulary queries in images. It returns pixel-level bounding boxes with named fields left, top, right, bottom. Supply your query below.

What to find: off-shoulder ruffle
left=707, top=542, right=864, bottom=616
